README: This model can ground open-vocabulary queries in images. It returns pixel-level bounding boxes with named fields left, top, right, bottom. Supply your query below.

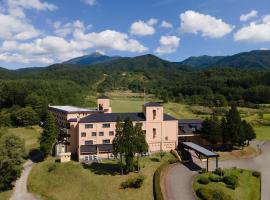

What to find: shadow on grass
left=83, top=162, right=121, bottom=176
left=28, top=148, right=45, bottom=163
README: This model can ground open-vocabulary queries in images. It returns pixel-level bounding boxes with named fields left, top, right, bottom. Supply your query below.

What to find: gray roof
left=144, top=102, right=162, bottom=107
left=79, top=112, right=177, bottom=123
left=48, top=105, right=96, bottom=113
left=181, top=142, right=218, bottom=157
left=179, top=119, right=203, bottom=124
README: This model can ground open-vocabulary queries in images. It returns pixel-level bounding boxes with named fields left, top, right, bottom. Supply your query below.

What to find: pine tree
left=242, top=120, right=256, bottom=145
left=39, top=112, right=57, bottom=157
left=113, top=120, right=124, bottom=174
left=201, top=115, right=222, bottom=146
left=225, top=105, right=243, bottom=146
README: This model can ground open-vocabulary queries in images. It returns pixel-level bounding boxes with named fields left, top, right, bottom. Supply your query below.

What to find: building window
left=103, top=139, right=110, bottom=144
left=153, top=128, right=156, bottom=139
left=109, top=131, right=114, bottom=136
left=153, top=110, right=156, bottom=120
left=85, top=124, right=93, bottom=129
left=99, top=132, right=104, bottom=136
left=91, top=132, right=97, bottom=136
left=85, top=140, right=93, bottom=145
left=165, top=136, right=168, bottom=141
left=102, top=123, right=110, bottom=128
left=81, top=132, right=86, bottom=137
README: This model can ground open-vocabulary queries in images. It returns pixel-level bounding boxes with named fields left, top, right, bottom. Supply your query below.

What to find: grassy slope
left=28, top=153, right=174, bottom=200
left=193, top=168, right=260, bottom=200
left=6, top=126, right=42, bottom=154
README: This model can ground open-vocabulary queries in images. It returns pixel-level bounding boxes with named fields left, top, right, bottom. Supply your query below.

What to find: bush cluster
left=223, top=174, right=239, bottom=189
left=198, top=176, right=210, bottom=185
left=213, top=168, right=223, bottom=176
left=150, top=157, right=160, bottom=162
left=209, top=175, right=223, bottom=182
left=121, top=175, right=145, bottom=189
left=196, top=188, right=232, bottom=200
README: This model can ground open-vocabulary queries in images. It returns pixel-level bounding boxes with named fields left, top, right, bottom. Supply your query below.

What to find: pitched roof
left=79, top=112, right=177, bottom=123
left=144, top=102, right=162, bottom=107
left=97, top=95, right=109, bottom=99
left=178, top=119, right=203, bottom=124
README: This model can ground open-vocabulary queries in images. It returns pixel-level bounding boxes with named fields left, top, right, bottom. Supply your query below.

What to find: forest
left=1, top=54, right=270, bottom=125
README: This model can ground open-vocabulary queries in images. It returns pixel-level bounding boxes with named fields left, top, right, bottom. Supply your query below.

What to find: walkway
left=165, top=141, right=270, bottom=200
left=10, top=159, right=41, bottom=200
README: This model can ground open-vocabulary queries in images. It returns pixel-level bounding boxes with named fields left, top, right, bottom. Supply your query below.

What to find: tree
left=11, top=106, right=39, bottom=126
left=0, top=134, right=25, bottom=191
left=225, top=105, right=244, bottom=146
left=39, top=112, right=57, bottom=157
left=134, top=123, right=148, bottom=171
left=201, top=115, right=222, bottom=146
left=113, top=118, right=148, bottom=173
left=242, top=120, right=256, bottom=145
left=113, top=120, right=125, bottom=175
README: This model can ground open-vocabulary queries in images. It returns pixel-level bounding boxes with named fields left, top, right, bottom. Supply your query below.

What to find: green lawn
left=193, top=168, right=260, bottom=200
left=6, top=126, right=42, bottom=154
left=254, top=126, right=270, bottom=140
left=28, top=153, right=175, bottom=200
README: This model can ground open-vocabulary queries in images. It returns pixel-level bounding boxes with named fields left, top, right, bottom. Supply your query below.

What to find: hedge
left=153, top=162, right=169, bottom=200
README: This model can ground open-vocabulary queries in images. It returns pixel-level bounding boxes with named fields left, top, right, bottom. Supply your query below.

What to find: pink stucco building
left=48, top=96, right=178, bottom=161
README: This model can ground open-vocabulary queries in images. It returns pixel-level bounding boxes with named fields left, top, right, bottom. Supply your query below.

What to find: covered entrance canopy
left=180, top=142, right=219, bottom=172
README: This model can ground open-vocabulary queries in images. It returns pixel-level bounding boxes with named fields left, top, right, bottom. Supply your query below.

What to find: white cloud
left=7, top=0, right=57, bottom=18
left=240, top=10, right=258, bottom=22
left=83, top=0, right=97, bottom=6
left=130, top=18, right=158, bottom=36
left=0, top=13, right=40, bottom=40
left=53, top=20, right=87, bottom=37
left=73, top=29, right=148, bottom=52
left=234, top=15, right=270, bottom=42
left=155, top=35, right=180, bottom=54
left=180, top=10, right=234, bottom=38
left=160, top=20, right=173, bottom=29
left=260, top=47, right=269, bottom=50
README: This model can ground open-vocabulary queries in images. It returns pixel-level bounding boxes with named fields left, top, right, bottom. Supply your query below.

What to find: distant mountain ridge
left=63, top=52, right=121, bottom=65
left=180, top=50, right=270, bottom=70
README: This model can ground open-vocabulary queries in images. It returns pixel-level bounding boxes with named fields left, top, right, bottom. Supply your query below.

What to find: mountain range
left=1, top=50, right=270, bottom=72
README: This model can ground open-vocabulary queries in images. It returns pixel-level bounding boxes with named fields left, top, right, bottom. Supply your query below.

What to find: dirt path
left=10, top=159, right=41, bottom=200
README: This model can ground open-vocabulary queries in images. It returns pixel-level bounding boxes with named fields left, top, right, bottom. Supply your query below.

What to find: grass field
left=28, top=153, right=175, bottom=200
left=254, top=126, right=270, bottom=141
left=6, top=126, right=42, bottom=154
left=193, top=168, right=260, bottom=200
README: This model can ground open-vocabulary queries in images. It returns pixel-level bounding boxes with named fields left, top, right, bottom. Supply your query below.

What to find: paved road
left=165, top=141, right=270, bottom=200
left=10, top=159, right=40, bottom=200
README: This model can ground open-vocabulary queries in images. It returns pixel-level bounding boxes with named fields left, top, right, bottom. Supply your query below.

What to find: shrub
left=214, top=168, right=223, bottom=176
left=252, top=171, right=261, bottom=178
left=150, top=157, right=160, bottom=162
left=196, top=188, right=232, bottom=200
left=198, top=176, right=210, bottom=185
left=223, top=174, right=239, bottom=189
left=209, top=175, right=223, bottom=182
left=199, top=168, right=207, bottom=174
left=121, top=175, right=145, bottom=189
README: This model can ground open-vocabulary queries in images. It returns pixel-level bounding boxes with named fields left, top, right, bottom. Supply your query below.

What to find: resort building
left=48, top=96, right=178, bottom=162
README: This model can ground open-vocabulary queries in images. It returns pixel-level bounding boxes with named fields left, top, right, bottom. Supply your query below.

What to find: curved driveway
left=165, top=141, right=270, bottom=200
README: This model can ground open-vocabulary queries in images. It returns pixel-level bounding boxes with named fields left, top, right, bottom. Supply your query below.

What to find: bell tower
left=97, top=95, right=112, bottom=113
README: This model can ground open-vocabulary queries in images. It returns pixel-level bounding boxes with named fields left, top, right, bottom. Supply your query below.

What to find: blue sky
left=0, top=0, right=270, bottom=69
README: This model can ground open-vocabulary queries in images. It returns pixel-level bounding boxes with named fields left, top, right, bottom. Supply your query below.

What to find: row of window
left=81, top=131, right=114, bottom=137
left=85, top=123, right=111, bottom=129
left=84, top=139, right=110, bottom=145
